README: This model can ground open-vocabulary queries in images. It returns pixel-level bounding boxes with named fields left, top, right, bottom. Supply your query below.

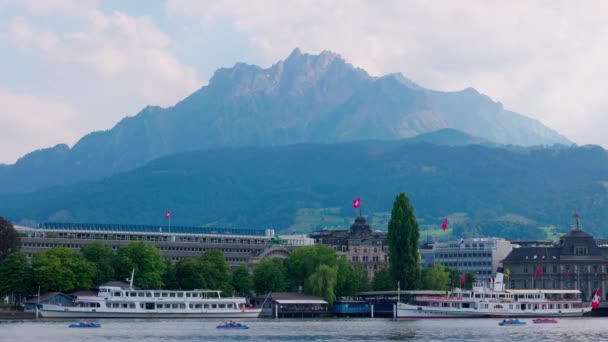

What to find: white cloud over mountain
left=167, top=0, right=608, bottom=148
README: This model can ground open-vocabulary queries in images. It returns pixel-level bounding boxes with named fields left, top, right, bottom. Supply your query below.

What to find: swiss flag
left=592, top=287, right=601, bottom=310
left=165, top=210, right=171, bottom=219
left=535, top=267, right=542, bottom=277
left=460, top=272, right=465, bottom=286
left=442, top=218, right=449, bottom=231
left=353, top=197, right=361, bottom=209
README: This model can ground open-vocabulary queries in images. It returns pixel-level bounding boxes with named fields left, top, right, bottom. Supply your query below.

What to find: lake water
left=1, top=318, right=607, bottom=341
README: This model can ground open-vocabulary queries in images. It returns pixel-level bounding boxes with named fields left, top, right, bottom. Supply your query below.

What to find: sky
left=1, top=0, right=607, bottom=164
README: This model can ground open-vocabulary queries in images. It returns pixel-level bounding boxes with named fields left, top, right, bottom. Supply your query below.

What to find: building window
left=575, top=247, right=588, bottom=256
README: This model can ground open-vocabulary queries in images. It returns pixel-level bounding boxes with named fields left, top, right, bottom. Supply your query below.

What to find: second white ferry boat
left=396, top=271, right=593, bottom=318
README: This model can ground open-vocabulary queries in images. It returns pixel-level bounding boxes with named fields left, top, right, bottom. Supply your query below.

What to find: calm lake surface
left=2, top=318, right=608, bottom=341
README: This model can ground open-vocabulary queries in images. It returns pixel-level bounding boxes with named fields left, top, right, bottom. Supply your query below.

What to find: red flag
left=460, top=272, right=465, bottom=286
left=592, top=287, right=601, bottom=309
left=442, top=218, right=449, bottom=231
left=535, top=267, right=541, bottom=277
left=165, top=210, right=171, bottom=219
left=353, top=197, right=361, bottom=209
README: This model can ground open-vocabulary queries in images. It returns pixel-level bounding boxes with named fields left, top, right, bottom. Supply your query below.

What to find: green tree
left=199, top=250, right=232, bottom=294
left=285, top=245, right=337, bottom=288
left=162, top=259, right=178, bottom=290
left=422, top=265, right=451, bottom=291
left=253, top=257, right=287, bottom=294
left=232, top=264, right=254, bottom=297
left=335, top=256, right=356, bottom=297
left=446, top=269, right=475, bottom=289
left=387, top=193, right=420, bottom=290
left=81, top=242, right=115, bottom=285
left=113, top=241, right=165, bottom=289
left=353, top=263, right=370, bottom=292
left=305, top=264, right=338, bottom=305
left=0, top=252, right=34, bottom=305
left=0, top=217, right=20, bottom=262
left=372, top=267, right=393, bottom=291
left=176, top=257, right=205, bottom=290
left=32, top=247, right=95, bottom=292
left=464, top=273, right=476, bottom=289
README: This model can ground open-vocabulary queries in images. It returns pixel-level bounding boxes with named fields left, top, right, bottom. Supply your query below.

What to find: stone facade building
left=502, top=214, right=608, bottom=301
left=310, top=215, right=388, bottom=277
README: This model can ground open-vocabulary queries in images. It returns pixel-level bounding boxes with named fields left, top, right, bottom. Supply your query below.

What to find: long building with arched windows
left=15, top=222, right=314, bottom=267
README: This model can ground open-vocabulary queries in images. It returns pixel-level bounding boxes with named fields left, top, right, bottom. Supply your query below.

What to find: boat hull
left=396, top=303, right=591, bottom=319
left=40, top=308, right=262, bottom=319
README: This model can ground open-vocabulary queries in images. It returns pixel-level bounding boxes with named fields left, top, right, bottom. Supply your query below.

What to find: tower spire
left=572, top=212, right=581, bottom=231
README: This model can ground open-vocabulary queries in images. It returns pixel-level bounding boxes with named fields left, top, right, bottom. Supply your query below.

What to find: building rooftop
left=34, top=222, right=267, bottom=236
left=253, top=292, right=328, bottom=304
left=503, top=218, right=608, bottom=263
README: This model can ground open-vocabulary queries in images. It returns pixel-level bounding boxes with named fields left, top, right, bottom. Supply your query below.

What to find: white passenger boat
left=396, top=272, right=593, bottom=318
left=39, top=273, right=261, bottom=318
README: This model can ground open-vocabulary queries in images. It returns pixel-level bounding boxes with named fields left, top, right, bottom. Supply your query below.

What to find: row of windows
left=39, top=222, right=266, bottom=236
left=28, top=233, right=268, bottom=245
left=436, top=252, right=492, bottom=258
left=439, top=261, right=492, bottom=267
left=23, top=242, right=260, bottom=255
left=522, top=264, right=606, bottom=274
left=23, top=243, right=80, bottom=249
left=514, top=278, right=601, bottom=290
left=169, top=256, right=246, bottom=263
left=352, top=255, right=388, bottom=262
left=328, top=245, right=388, bottom=253
left=158, top=246, right=257, bottom=254
left=107, top=302, right=234, bottom=309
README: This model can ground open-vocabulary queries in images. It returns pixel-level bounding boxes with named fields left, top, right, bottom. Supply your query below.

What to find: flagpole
left=456, top=238, right=462, bottom=285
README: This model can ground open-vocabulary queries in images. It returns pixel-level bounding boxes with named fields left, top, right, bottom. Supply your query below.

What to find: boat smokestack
left=494, top=267, right=505, bottom=291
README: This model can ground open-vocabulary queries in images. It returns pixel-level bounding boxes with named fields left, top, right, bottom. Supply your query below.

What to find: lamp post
left=397, top=281, right=401, bottom=303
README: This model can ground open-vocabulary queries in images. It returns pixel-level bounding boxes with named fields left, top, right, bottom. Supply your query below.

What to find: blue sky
left=1, top=0, right=607, bottom=164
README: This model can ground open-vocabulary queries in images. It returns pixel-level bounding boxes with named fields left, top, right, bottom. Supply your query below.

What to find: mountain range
left=0, top=48, right=570, bottom=195
left=2, top=134, right=606, bottom=240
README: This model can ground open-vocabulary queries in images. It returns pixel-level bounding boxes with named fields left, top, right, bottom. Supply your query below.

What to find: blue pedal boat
left=216, top=322, right=249, bottom=329
left=68, top=321, right=101, bottom=328
left=499, top=319, right=526, bottom=326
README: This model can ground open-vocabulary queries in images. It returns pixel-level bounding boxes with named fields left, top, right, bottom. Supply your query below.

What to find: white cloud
left=6, top=11, right=200, bottom=105
left=166, top=0, right=608, bottom=146
left=0, top=90, right=81, bottom=164
left=0, top=1, right=203, bottom=164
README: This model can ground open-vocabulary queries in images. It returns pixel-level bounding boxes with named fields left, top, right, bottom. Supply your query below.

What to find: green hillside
left=2, top=141, right=607, bottom=240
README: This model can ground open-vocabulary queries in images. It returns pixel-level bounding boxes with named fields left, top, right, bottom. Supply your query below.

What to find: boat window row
left=111, top=291, right=219, bottom=298
left=475, top=303, right=570, bottom=310
left=105, top=303, right=235, bottom=309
